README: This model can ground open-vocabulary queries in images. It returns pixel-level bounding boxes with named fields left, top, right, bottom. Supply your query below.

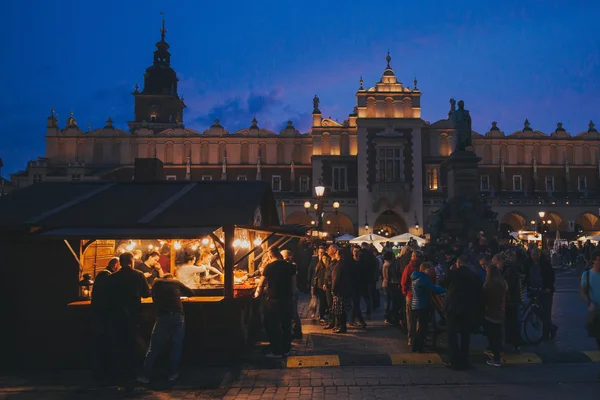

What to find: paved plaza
left=1, top=268, right=599, bottom=399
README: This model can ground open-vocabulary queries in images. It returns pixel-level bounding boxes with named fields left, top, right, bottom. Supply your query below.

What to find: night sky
left=2, top=0, right=599, bottom=175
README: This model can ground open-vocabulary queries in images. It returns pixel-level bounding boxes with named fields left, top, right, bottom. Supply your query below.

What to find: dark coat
left=331, top=258, right=352, bottom=297
left=524, top=256, right=555, bottom=292
left=443, top=265, right=482, bottom=317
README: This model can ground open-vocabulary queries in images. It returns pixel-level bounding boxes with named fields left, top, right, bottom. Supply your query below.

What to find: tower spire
left=160, top=12, right=166, bottom=42
left=386, top=52, right=391, bottom=68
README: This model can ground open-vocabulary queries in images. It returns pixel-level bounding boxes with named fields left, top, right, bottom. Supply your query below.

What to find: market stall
left=0, top=180, right=305, bottom=368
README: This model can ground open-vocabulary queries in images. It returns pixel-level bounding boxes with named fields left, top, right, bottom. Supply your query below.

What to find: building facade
left=11, top=22, right=600, bottom=239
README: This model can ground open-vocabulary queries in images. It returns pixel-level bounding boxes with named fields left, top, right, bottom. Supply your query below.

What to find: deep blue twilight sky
left=2, top=0, right=599, bottom=175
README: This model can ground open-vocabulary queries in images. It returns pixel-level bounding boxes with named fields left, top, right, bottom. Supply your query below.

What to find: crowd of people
left=254, top=236, right=600, bottom=370
left=89, top=236, right=600, bottom=391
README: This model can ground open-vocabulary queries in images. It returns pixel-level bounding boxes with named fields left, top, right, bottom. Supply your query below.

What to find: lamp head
left=538, top=211, right=545, bottom=218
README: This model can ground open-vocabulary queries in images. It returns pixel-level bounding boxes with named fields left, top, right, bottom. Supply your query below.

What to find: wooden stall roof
left=0, top=181, right=280, bottom=233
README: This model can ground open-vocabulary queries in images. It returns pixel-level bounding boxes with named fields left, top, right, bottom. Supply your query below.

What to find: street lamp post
left=304, top=180, right=339, bottom=233
left=537, top=211, right=552, bottom=251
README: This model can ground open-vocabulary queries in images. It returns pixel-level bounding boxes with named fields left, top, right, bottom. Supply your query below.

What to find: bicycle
left=521, top=288, right=544, bottom=345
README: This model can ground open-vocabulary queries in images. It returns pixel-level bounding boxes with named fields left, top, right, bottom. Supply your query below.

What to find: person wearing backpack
left=581, top=249, right=600, bottom=352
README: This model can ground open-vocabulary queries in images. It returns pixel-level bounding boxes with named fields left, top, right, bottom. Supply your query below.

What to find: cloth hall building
left=11, top=22, right=600, bottom=239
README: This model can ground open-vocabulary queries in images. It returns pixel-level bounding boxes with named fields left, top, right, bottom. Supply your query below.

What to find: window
left=32, top=173, right=43, bottom=183
left=71, top=174, right=81, bottom=181
left=93, top=142, right=104, bottom=164
left=545, top=176, right=555, bottom=192
left=276, top=143, right=285, bottom=164
left=550, top=145, right=558, bottom=164
left=340, top=134, right=349, bottom=156
left=513, top=175, right=522, bottom=191
left=578, top=176, right=587, bottom=192
left=165, top=175, right=177, bottom=181
left=440, top=134, right=452, bottom=157
left=378, top=147, right=404, bottom=182
left=200, top=142, right=209, bottom=164
left=517, top=144, right=525, bottom=164
left=583, top=146, right=592, bottom=165
left=332, top=166, right=347, bottom=192
left=237, top=175, right=247, bottom=181
left=293, top=142, right=303, bottom=163
left=272, top=175, right=282, bottom=192
left=480, top=175, right=490, bottom=191
left=427, top=167, right=439, bottom=190
left=201, top=175, right=212, bottom=181
left=299, top=176, right=310, bottom=192
left=165, top=142, right=174, bottom=164
left=321, top=133, right=331, bottom=156
left=483, top=143, right=492, bottom=163
left=240, top=142, right=250, bottom=164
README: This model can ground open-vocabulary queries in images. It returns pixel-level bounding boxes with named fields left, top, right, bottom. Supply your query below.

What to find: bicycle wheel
left=523, top=307, right=543, bottom=345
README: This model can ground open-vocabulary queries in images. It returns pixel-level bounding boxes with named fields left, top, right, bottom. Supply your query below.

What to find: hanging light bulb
left=233, top=239, right=241, bottom=248
left=174, top=241, right=182, bottom=250
left=242, top=239, right=251, bottom=249
left=253, top=236, right=262, bottom=247
left=201, top=237, right=209, bottom=246
left=209, top=243, right=215, bottom=249
left=126, top=240, right=135, bottom=251
left=148, top=244, right=154, bottom=250
left=191, top=244, right=198, bottom=251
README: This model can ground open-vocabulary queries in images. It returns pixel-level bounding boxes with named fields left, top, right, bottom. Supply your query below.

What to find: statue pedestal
left=443, top=150, right=481, bottom=199
left=429, top=150, right=498, bottom=244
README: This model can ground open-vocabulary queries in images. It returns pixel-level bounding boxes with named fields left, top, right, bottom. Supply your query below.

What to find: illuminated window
left=377, top=147, right=404, bottom=183
left=427, top=167, right=439, bottom=190
left=513, top=175, right=522, bottom=191
left=166, top=175, right=177, bottom=181
left=272, top=175, right=282, bottom=192
left=480, top=175, right=490, bottom=191
left=332, top=166, right=347, bottom=192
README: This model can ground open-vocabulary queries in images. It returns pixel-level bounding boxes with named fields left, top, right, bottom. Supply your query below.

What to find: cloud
left=186, top=87, right=311, bottom=133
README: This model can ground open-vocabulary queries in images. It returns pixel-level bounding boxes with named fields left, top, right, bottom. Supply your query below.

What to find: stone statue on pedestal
left=449, top=99, right=472, bottom=152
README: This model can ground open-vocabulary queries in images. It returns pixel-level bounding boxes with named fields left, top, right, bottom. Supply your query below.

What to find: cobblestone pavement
left=1, top=363, right=599, bottom=399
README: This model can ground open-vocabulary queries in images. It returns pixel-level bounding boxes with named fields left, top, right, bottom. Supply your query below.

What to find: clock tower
left=128, top=18, right=186, bottom=131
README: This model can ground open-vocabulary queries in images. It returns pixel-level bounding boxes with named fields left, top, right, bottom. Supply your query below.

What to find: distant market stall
left=0, top=180, right=307, bottom=369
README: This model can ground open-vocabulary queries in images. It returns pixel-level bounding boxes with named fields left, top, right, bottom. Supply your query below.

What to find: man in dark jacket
left=524, top=248, right=557, bottom=340
left=107, top=252, right=150, bottom=388
left=494, top=253, right=523, bottom=352
left=91, top=257, right=120, bottom=384
left=349, top=246, right=367, bottom=328
left=443, top=255, right=482, bottom=369
left=357, top=243, right=377, bottom=319
left=329, top=244, right=352, bottom=333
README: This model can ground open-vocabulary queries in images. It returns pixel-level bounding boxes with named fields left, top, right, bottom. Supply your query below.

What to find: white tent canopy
left=387, top=232, right=426, bottom=245
left=335, top=233, right=355, bottom=241
left=349, top=233, right=387, bottom=244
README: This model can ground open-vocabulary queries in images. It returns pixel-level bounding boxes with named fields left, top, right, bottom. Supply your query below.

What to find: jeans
left=405, top=298, right=412, bottom=340
left=540, top=292, right=555, bottom=338
left=112, top=312, right=140, bottom=383
left=351, top=292, right=366, bottom=325
left=410, top=308, right=430, bottom=352
left=264, top=298, right=293, bottom=355
left=484, top=319, right=502, bottom=362
left=141, top=313, right=185, bottom=379
left=292, top=292, right=302, bottom=335
left=384, top=285, right=401, bottom=324
left=316, top=287, right=328, bottom=319
left=505, top=304, right=521, bottom=348
left=92, top=313, right=114, bottom=382
left=370, top=283, right=381, bottom=309
left=446, top=312, right=473, bottom=368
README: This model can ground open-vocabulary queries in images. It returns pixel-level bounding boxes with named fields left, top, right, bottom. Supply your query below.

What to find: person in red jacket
left=401, top=250, right=424, bottom=346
